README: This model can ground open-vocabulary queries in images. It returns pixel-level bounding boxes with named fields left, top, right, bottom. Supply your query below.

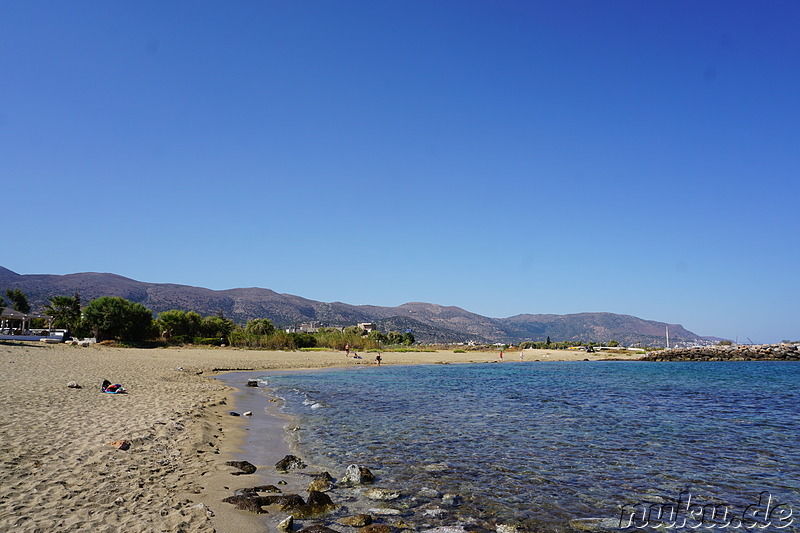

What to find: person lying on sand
left=101, top=379, right=127, bottom=394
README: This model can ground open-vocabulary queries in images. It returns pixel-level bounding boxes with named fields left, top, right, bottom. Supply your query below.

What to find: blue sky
left=2, top=1, right=798, bottom=343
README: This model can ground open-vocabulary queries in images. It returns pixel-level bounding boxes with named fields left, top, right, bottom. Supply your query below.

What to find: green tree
left=402, top=332, right=415, bottom=346
left=5, top=288, right=31, bottom=313
left=245, top=318, right=276, bottom=336
left=157, top=310, right=202, bottom=339
left=45, top=293, right=82, bottom=331
left=367, top=330, right=387, bottom=344
left=200, top=315, right=235, bottom=339
left=546, top=336, right=551, bottom=346
left=386, top=331, right=403, bottom=345
left=289, top=332, right=317, bottom=348
left=607, top=340, right=620, bottom=347
left=82, top=297, right=154, bottom=341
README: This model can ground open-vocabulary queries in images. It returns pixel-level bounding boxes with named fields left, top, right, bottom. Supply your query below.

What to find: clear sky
left=2, top=1, right=798, bottom=343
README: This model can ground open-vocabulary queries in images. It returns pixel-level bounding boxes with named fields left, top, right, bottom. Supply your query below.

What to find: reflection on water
left=261, top=362, right=800, bottom=531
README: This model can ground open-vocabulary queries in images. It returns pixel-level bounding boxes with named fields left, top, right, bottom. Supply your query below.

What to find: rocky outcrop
left=644, top=343, right=800, bottom=361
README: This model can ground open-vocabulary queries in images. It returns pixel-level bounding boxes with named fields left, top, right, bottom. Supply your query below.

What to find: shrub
left=195, top=337, right=224, bottom=346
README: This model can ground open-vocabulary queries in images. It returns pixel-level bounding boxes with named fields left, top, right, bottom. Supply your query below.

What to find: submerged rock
left=569, top=518, right=621, bottom=532
left=276, top=454, right=307, bottom=472
left=441, top=493, right=461, bottom=507
left=360, top=525, right=393, bottom=533
left=338, top=514, right=373, bottom=527
left=364, top=488, right=401, bottom=501
left=417, top=488, right=442, bottom=499
left=298, top=526, right=339, bottom=533
left=422, top=463, right=449, bottom=473
left=247, top=379, right=260, bottom=387
left=369, top=508, right=402, bottom=516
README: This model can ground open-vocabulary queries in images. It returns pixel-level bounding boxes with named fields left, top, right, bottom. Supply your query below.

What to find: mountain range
left=0, top=266, right=707, bottom=346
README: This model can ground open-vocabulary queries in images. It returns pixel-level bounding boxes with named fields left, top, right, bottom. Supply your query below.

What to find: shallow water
left=259, top=361, right=800, bottom=531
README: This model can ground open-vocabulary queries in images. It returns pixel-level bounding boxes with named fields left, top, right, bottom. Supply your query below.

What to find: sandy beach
left=0, top=342, right=639, bottom=532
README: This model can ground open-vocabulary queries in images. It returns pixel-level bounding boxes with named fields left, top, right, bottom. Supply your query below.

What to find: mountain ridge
left=0, top=267, right=707, bottom=346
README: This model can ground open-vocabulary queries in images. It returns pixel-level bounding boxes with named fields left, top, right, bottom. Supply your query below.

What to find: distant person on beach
left=345, top=344, right=350, bottom=356
left=376, top=353, right=382, bottom=366
left=499, top=351, right=504, bottom=361
left=520, top=350, right=524, bottom=361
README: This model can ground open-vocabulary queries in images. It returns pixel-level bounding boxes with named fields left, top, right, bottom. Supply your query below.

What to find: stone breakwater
left=644, top=343, right=800, bottom=361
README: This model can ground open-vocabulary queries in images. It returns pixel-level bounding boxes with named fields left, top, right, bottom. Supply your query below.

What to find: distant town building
left=358, top=322, right=376, bottom=332
left=286, top=322, right=320, bottom=334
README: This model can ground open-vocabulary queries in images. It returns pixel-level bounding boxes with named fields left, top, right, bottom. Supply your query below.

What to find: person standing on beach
left=345, top=344, right=350, bottom=356
left=499, top=350, right=504, bottom=361
left=376, top=353, right=382, bottom=366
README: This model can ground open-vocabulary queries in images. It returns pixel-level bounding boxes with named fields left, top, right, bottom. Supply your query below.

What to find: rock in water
left=361, top=525, right=392, bottom=533
left=307, top=471, right=334, bottom=492
left=569, top=518, right=620, bottom=532
left=247, top=379, right=259, bottom=387
left=298, top=526, right=339, bottom=533
left=275, top=454, right=307, bottom=472
left=277, top=515, right=294, bottom=532
left=337, top=514, right=372, bottom=527
left=364, top=488, right=400, bottom=501
left=341, top=464, right=375, bottom=484
left=307, top=490, right=335, bottom=509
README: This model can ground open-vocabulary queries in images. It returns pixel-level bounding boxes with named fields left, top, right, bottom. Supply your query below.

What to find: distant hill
left=0, top=266, right=707, bottom=346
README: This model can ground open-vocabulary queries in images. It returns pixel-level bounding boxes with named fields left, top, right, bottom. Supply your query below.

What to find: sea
left=257, top=361, right=800, bottom=532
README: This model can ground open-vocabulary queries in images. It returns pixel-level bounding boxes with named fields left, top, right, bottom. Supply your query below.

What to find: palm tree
left=45, top=293, right=82, bottom=331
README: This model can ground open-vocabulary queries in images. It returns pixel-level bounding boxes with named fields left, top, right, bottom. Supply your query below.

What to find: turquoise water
left=260, top=362, right=800, bottom=531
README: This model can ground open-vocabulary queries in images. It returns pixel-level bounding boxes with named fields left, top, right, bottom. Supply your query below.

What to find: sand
left=0, top=342, right=640, bottom=532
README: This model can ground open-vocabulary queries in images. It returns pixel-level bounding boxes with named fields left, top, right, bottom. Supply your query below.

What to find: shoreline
left=0, top=342, right=641, bottom=532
